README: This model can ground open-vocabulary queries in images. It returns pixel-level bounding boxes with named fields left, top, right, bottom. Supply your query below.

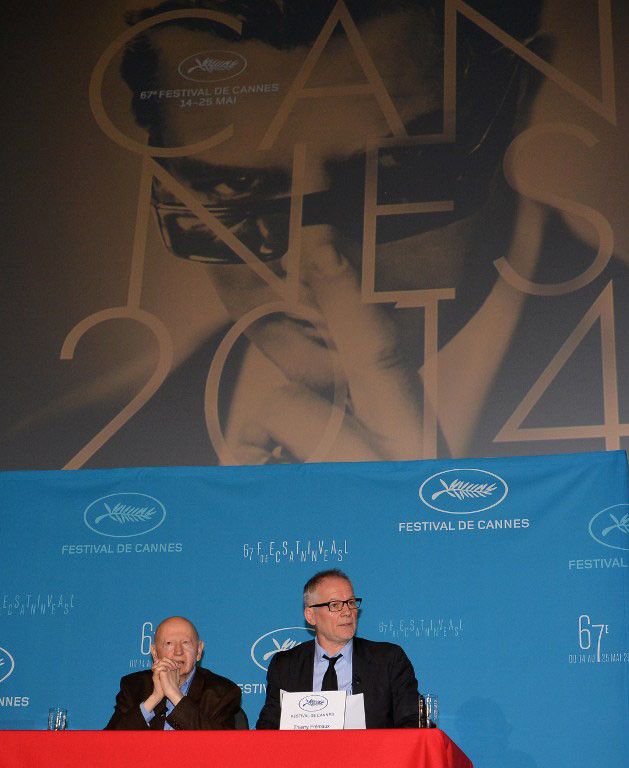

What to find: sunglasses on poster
left=151, top=52, right=523, bottom=265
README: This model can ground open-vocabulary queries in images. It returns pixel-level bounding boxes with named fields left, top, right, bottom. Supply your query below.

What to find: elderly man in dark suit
left=256, top=569, right=420, bottom=729
left=105, top=615, right=241, bottom=730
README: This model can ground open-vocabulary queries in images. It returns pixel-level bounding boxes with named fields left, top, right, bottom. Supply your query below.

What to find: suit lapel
left=352, top=637, right=371, bottom=694
left=186, top=666, right=205, bottom=702
left=351, top=637, right=375, bottom=727
left=296, top=640, right=316, bottom=691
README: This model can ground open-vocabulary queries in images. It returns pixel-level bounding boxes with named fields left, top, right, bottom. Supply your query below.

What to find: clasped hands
left=143, top=657, right=185, bottom=713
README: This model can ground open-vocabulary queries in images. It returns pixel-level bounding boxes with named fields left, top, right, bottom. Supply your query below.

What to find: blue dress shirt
left=312, top=638, right=353, bottom=693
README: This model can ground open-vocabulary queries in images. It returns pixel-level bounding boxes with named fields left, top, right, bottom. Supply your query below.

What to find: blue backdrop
left=1, top=451, right=628, bottom=767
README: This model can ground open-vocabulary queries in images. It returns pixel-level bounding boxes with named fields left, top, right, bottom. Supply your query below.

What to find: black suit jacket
left=255, top=637, right=419, bottom=729
left=105, top=666, right=241, bottom=730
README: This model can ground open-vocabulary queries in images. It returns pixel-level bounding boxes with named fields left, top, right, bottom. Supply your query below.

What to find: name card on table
left=279, top=690, right=347, bottom=730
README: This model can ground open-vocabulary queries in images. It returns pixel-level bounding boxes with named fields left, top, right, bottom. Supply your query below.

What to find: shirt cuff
left=140, top=702, right=155, bottom=724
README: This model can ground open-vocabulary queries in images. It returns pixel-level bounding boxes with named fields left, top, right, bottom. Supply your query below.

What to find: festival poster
left=2, top=0, right=628, bottom=469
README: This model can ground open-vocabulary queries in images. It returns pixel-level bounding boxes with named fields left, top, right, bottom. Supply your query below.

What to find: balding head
left=151, top=616, right=204, bottom=676
left=154, top=615, right=199, bottom=643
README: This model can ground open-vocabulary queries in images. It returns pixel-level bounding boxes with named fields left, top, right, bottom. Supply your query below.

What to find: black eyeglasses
left=308, top=598, right=362, bottom=612
left=151, top=192, right=292, bottom=265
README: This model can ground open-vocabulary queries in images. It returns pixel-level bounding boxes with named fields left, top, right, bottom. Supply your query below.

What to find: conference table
left=2, top=729, right=473, bottom=768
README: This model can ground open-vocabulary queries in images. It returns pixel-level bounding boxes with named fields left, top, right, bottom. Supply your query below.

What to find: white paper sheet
left=279, top=690, right=347, bottom=730
left=344, top=693, right=366, bottom=729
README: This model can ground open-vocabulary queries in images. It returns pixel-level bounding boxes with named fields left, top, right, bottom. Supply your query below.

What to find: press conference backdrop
left=1, top=451, right=628, bottom=766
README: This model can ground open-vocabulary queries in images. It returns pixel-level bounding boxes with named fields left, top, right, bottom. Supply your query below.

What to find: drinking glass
left=47, top=707, right=67, bottom=730
left=425, top=693, right=439, bottom=728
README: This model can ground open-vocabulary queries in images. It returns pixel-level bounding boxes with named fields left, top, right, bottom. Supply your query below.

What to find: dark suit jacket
left=105, top=666, right=241, bottom=730
left=255, top=637, right=419, bottom=729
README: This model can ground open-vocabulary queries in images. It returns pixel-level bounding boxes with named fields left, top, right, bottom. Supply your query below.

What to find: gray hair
left=303, top=569, right=352, bottom=608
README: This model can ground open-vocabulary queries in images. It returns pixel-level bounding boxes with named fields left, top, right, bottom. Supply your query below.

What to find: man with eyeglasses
left=256, top=569, right=420, bottom=729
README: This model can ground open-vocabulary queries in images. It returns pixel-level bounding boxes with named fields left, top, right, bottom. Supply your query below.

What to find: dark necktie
left=322, top=654, right=341, bottom=691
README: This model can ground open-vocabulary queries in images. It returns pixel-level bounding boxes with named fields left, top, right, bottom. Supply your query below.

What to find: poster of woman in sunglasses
left=3, top=0, right=628, bottom=468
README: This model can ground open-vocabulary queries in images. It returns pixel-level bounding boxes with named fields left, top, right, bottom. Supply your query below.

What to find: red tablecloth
left=1, top=729, right=473, bottom=768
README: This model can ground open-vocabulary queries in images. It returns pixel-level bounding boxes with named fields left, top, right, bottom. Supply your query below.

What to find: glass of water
left=419, top=695, right=427, bottom=727
left=425, top=693, right=439, bottom=728
left=47, top=707, right=67, bottom=730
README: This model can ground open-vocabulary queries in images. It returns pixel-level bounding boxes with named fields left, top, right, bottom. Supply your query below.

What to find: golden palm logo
left=84, top=492, right=166, bottom=537
left=187, top=57, right=238, bottom=75
left=431, top=480, right=498, bottom=501
left=601, top=512, right=629, bottom=537
left=299, top=695, right=328, bottom=711
left=251, top=627, right=315, bottom=671
left=178, top=50, right=247, bottom=82
left=94, top=502, right=157, bottom=525
left=420, top=469, right=508, bottom=514
left=589, top=504, right=629, bottom=551
left=0, top=647, right=15, bottom=684
left=262, top=637, right=301, bottom=661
